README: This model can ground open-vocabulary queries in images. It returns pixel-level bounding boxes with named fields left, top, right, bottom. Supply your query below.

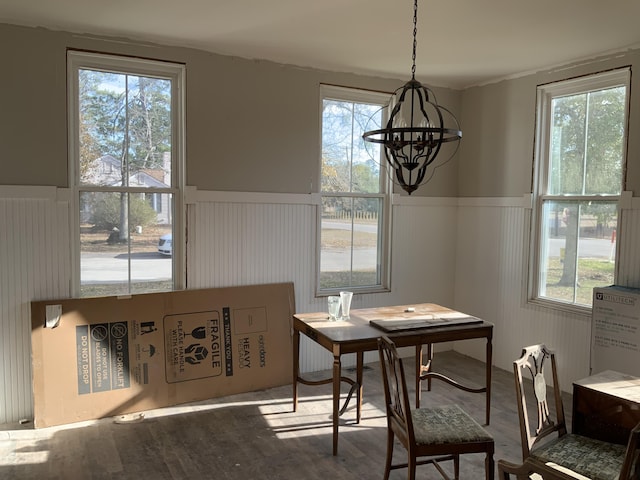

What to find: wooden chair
left=377, top=336, right=494, bottom=480
left=497, top=344, right=640, bottom=480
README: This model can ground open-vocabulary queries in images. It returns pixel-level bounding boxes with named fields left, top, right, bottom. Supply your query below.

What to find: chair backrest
left=378, top=335, right=415, bottom=444
left=513, top=344, right=567, bottom=461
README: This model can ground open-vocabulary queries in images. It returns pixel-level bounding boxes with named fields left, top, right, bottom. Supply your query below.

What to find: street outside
left=81, top=221, right=616, bottom=284
left=81, top=251, right=171, bottom=284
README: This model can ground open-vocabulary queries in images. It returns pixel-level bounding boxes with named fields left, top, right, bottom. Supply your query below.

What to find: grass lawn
left=543, top=257, right=614, bottom=306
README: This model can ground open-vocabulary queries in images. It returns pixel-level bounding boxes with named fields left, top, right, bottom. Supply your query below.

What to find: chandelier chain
left=411, top=0, right=418, bottom=78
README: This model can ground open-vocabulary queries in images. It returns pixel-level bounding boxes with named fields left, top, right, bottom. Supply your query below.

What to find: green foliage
left=129, top=195, right=160, bottom=228
left=321, top=99, right=381, bottom=195
left=89, top=193, right=158, bottom=231
left=550, top=86, right=625, bottom=195
left=78, top=68, right=172, bottom=240
left=89, top=194, right=119, bottom=230
left=321, top=98, right=385, bottom=218
left=78, top=69, right=172, bottom=183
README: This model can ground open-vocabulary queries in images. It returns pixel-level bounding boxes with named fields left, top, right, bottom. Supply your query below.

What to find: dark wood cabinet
left=572, top=370, right=640, bottom=445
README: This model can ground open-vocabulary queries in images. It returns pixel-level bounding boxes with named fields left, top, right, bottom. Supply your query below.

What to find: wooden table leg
left=485, top=336, right=492, bottom=425
left=415, top=345, right=422, bottom=408
left=415, top=343, right=433, bottom=408
left=293, top=328, right=299, bottom=412
left=425, top=343, right=433, bottom=391
left=356, top=351, right=363, bottom=424
left=332, top=351, right=341, bottom=456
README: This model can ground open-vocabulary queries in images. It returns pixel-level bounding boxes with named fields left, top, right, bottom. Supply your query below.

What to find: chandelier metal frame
left=362, top=0, right=462, bottom=194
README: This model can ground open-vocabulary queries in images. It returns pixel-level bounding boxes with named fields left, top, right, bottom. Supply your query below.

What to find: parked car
left=158, top=233, right=172, bottom=256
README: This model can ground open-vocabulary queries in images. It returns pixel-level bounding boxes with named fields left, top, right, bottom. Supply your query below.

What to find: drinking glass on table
left=339, top=291, right=353, bottom=320
left=328, top=296, right=341, bottom=321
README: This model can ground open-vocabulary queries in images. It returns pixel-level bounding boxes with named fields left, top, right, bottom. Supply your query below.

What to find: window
left=68, top=51, right=185, bottom=297
left=530, top=68, right=630, bottom=310
left=318, top=85, right=391, bottom=295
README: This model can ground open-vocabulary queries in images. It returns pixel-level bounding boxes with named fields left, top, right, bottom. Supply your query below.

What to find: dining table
left=292, top=303, right=494, bottom=455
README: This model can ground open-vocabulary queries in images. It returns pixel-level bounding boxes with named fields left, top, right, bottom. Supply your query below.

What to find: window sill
left=527, top=296, right=592, bottom=318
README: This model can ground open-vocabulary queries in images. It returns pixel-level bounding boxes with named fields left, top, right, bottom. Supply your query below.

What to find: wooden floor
left=0, top=351, right=571, bottom=479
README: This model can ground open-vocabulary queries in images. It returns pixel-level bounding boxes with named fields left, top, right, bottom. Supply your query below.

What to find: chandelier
left=362, top=0, right=462, bottom=195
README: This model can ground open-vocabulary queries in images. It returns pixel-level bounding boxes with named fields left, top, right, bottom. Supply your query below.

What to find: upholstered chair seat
left=530, top=434, right=628, bottom=480
left=412, top=404, right=494, bottom=446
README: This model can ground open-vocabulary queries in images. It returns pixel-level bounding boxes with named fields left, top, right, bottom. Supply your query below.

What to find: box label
left=164, top=310, right=229, bottom=383
left=75, top=322, right=130, bottom=395
left=232, top=307, right=268, bottom=370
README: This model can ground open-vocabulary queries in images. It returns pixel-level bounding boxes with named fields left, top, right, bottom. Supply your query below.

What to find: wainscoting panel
left=0, top=196, right=70, bottom=425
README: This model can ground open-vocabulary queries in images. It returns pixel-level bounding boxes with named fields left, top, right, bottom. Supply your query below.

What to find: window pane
left=79, top=69, right=172, bottom=188
left=539, top=200, right=617, bottom=306
left=549, top=87, right=625, bottom=195
left=549, top=94, right=586, bottom=195
left=584, top=87, right=625, bottom=195
left=79, top=192, right=173, bottom=297
left=319, top=197, right=381, bottom=289
left=322, top=99, right=382, bottom=194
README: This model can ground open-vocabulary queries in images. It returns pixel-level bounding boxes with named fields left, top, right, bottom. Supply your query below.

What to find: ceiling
left=2, top=0, right=640, bottom=89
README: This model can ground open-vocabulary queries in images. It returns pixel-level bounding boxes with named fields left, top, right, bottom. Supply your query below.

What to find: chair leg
left=486, top=452, right=495, bottom=480
left=497, top=462, right=509, bottom=480
left=497, top=459, right=529, bottom=480
left=407, top=453, right=417, bottom=480
left=383, top=428, right=394, bottom=480
left=454, top=454, right=460, bottom=479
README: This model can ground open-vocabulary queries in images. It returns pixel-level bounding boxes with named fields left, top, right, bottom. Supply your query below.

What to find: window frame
left=67, top=50, right=186, bottom=297
left=316, top=84, right=392, bottom=296
left=529, top=68, right=630, bottom=313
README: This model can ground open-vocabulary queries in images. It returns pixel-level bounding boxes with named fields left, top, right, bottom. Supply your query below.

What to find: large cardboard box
left=591, top=285, right=640, bottom=376
left=31, top=283, right=295, bottom=427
